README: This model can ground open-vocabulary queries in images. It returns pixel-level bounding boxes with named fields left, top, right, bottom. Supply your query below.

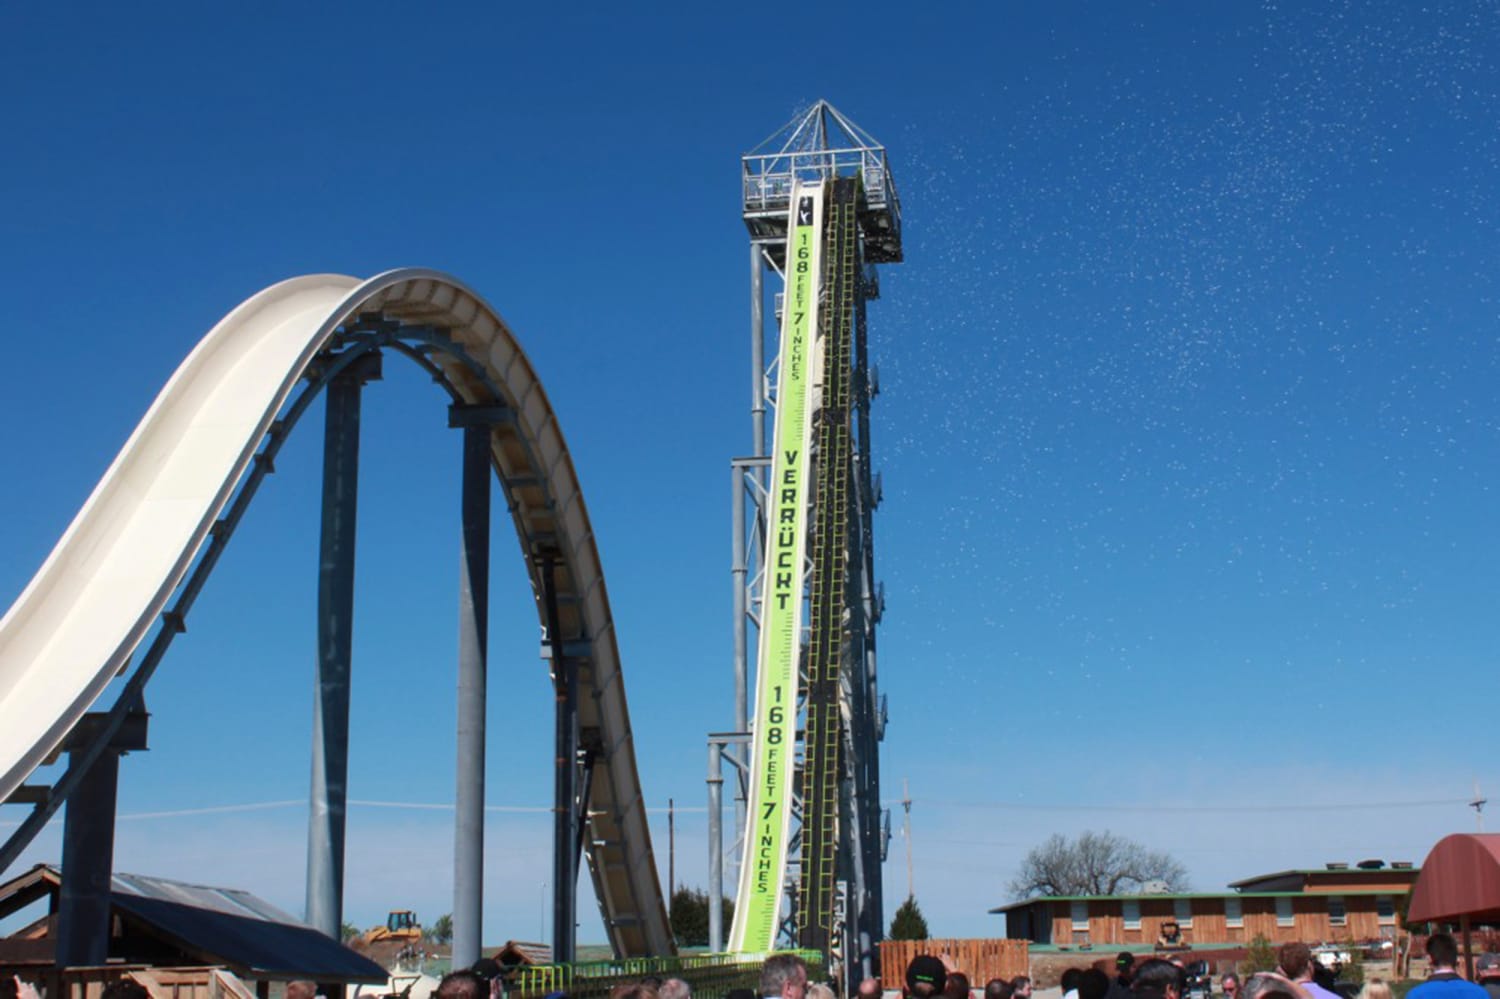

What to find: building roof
left=989, top=889, right=1400, bottom=914
left=1227, top=867, right=1419, bottom=889
left=492, top=940, right=553, bottom=966
left=1407, top=834, right=1500, bottom=924
left=0, top=865, right=387, bottom=982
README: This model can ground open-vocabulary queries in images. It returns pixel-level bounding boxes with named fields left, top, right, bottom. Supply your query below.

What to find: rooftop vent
left=1392, top=861, right=1414, bottom=869
left=1357, top=859, right=1385, bottom=870
left=1326, top=862, right=1350, bottom=870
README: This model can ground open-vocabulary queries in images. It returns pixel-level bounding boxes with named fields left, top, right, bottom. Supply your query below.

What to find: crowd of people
left=5, top=933, right=1495, bottom=999
left=889, top=934, right=1494, bottom=999
left=293, top=933, right=1500, bottom=999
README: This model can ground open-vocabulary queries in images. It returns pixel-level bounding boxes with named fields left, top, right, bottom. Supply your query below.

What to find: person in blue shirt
left=1410, top=934, right=1489, bottom=999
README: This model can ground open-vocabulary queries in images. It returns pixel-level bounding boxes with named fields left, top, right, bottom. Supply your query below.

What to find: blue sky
left=1, top=1, right=1498, bottom=945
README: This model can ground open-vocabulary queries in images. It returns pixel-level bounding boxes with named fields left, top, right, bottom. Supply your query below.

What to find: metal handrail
left=741, top=146, right=898, bottom=215
left=509, top=950, right=825, bottom=999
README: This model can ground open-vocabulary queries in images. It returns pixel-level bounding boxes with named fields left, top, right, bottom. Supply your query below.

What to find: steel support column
left=451, top=406, right=497, bottom=968
left=730, top=464, right=749, bottom=855
left=306, top=352, right=380, bottom=938
left=57, top=752, right=119, bottom=966
left=56, top=708, right=149, bottom=966
left=540, top=552, right=578, bottom=965
left=750, top=244, right=766, bottom=457
left=743, top=243, right=767, bottom=865
left=707, top=740, right=724, bottom=953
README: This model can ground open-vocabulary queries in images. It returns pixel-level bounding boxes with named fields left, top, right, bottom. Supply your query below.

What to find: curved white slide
left=0, top=269, right=672, bottom=956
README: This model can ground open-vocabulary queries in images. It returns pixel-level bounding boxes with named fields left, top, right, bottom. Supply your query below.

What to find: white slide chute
left=0, top=270, right=671, bottom=956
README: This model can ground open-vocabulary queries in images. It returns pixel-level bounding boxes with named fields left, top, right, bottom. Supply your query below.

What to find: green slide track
left=729, top=181, right=824, bottom=953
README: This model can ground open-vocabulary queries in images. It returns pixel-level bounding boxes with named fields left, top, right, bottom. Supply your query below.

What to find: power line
left=896, top=796, right=1469, bottom=815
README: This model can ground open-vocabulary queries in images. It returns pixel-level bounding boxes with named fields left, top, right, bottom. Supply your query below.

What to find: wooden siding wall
left=1303, top=873, right=1419, bottom=894
left=1041, top=896, right=1398, bottom=947
left=881, top=939, right=1029, bottom=987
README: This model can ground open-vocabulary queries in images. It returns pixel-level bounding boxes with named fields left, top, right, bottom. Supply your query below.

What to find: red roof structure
left=1407, top=833, right=1500, bottom=924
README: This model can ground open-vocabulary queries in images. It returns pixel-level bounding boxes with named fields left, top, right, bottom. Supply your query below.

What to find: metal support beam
left=707, top=740, right=725, bottom=953
left=451, top=406, right=494, bottom=969
left=306, top=351, right=380, bottom=938
left=55, top=707, right=148, bottom=967
left=540, top=552, right=578, bottom=965
left=730, top=465, right=749, bottom=853
left=750, top=243, right=766, bottom=457
left=57, top=746, right=119, bottom=967
left=574, top=730, right=603, bottom=869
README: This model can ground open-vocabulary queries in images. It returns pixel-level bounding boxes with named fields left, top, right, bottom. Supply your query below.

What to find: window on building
left=1276, top=897, right=1294, bottom=927
left=1328, top=896, right=1346, bottom=927
left=1072, top=901, right=1090, bottom=931
left=1225, top=897, right=1244, bottom=928
left=1174, top=898, right=1193, bottom=928
left=1376, top=895, right=1396, bottom=924
left=1123, top=899, right=1142, bottom=930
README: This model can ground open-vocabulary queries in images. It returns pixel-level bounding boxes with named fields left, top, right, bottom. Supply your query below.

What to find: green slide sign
left=729, top=181, right=823, bottom=952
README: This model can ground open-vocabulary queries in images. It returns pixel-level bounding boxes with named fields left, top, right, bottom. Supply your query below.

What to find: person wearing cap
left=762, top=953, right=809, bottom=999
left=906, top=956, right=948, bottom=999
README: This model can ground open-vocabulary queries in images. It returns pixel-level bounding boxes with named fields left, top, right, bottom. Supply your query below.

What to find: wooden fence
left=879, top=939, right=1029, bottom=989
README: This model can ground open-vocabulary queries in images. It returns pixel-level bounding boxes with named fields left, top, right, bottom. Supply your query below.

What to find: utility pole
left=902, top=777, right=913, bottom=901
left=669, top=798, right=676, bottom=908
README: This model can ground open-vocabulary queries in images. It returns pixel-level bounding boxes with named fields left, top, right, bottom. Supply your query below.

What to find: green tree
left=670, top=886, right=733, bottom=948
left=341, top=921, right=362, bottom=944
left=889, top=895, right=930, bottom=940
left=427, top=913, right=453, bottom=945
left=1240, top=935, right=1277, bottom=975
left=1008, top=830, right=1189, bottom=898
left=1339, top=941, right=1365, bottom=985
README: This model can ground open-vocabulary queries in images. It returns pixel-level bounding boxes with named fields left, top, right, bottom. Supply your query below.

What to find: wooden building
left=992, top=862, right=1419, bottom=948
left=0, top=864, right=387, bottom=996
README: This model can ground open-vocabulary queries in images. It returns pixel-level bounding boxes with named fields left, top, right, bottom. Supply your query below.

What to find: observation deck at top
left=742, top=100, right=903, bottom=265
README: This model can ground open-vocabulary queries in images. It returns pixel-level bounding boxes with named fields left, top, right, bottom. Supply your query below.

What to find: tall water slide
left=0, top=269, right=672, bottom=956
left=730, top=176, right=865, bottom=956
left=726, top=98, right=902, bottom=970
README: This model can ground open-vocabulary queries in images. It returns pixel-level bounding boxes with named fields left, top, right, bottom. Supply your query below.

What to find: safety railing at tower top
left=742, top=146, right=899, bottom=217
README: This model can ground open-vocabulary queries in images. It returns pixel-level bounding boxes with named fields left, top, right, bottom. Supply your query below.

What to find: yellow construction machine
left=363, top=910, right=422, bottom=945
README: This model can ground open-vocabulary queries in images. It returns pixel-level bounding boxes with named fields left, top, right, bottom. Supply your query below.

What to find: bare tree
left=1008, top=830, right=1189, bottom=898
